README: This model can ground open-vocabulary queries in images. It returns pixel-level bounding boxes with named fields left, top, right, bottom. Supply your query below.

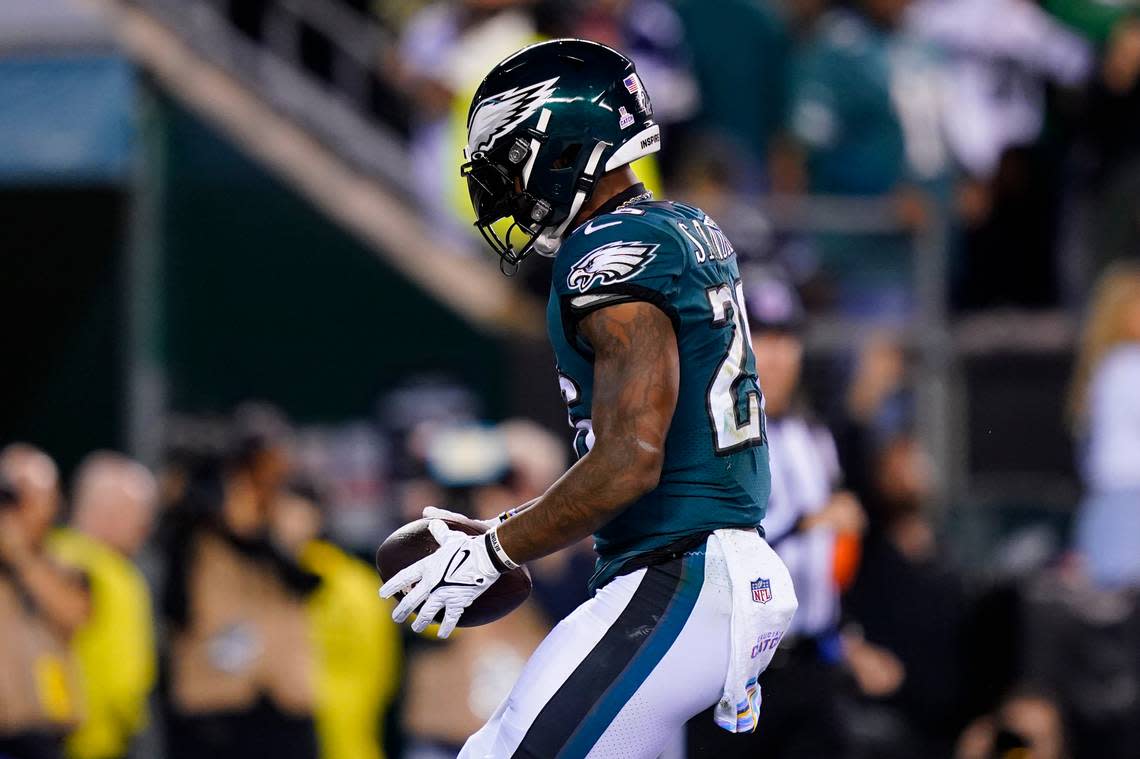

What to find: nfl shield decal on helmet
left=751, top=577, right=772, bottom=604
left=566, top=242, right=658, bottom=293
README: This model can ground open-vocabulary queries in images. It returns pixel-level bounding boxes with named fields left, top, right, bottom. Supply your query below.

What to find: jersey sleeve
left=552, top=212, right=685, bottom=346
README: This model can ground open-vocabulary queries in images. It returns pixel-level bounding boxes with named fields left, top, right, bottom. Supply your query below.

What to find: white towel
left=708, top=528, right=798, bottom=733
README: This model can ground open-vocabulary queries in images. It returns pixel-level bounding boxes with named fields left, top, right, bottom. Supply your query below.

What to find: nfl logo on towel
left=751, top=577, right=772, bottom=604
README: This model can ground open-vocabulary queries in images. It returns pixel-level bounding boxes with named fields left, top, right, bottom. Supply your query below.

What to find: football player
left=381, top=39, right=797, bottom=758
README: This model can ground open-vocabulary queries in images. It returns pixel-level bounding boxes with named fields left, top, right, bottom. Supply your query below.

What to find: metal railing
left=758, top=195, right=1078, bottom=512
left=756, top=195, right=955, bottom=508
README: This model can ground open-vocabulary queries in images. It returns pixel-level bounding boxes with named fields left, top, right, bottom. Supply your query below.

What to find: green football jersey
left=547, top=192, right=771, bottom=591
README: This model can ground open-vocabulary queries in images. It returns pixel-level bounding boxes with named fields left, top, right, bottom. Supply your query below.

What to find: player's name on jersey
left=678, top=217, right=736, bottom=265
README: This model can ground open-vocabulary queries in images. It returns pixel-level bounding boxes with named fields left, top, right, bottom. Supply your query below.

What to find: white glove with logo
left=379, top=520, right=504, bottom=638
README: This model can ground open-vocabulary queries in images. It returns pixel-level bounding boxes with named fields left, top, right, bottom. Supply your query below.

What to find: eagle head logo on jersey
left=566, top=242, right=658, bottom=293
left=466, top=77, right=559, bottom=157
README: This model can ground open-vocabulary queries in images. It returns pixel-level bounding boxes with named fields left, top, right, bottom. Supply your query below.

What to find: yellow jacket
left=300, top=540, right=401, bottom=759
left=48, top=528, right=155, bottom=759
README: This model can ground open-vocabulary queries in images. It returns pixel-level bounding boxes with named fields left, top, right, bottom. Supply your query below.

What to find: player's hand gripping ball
left=376, top=518, right=531, bottom=637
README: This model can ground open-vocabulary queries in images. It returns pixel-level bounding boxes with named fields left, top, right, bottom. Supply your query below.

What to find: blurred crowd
left=0, top=397, right=592, bottom=759
left=0, top=262, right=1138, bottom=759
left=361, top=0, right=1140, bottom=316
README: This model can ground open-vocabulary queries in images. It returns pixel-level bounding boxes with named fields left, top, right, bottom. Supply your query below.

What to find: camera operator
left=0, top=444, right=91, bottom=759
left=160, top=407, right=321, bottom=759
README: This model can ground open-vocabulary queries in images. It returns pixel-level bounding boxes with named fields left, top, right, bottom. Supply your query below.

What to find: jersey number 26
left=706, top=282, right=766, bottom=454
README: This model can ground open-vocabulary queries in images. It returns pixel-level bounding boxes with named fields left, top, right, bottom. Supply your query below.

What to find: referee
left=687, top=276, right=865, bottom=759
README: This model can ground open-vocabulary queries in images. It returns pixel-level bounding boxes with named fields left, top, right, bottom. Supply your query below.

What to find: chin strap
left=532, top=139, right=610, bottom=257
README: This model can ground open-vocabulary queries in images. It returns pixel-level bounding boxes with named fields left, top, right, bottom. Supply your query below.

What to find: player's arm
left=494, top=301, right=680, bottom=564
left=379, top=301, right=677, bottom=638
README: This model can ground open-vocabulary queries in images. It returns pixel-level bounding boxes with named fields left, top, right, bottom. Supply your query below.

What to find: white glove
left=421, top=506, right=498, bottom=532
left=379, top=519, right=503, bottom=638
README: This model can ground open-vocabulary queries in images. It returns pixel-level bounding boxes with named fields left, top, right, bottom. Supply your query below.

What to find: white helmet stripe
left=521, top=107, right=551, bottom=190
left=604, top=125, right=661, bottom=172
left=583, top=138, right=609, bottom=175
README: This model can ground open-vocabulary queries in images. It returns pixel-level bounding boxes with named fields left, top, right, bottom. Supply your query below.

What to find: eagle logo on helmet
left=467, top=77, right=559, bottom=156
left=567, top=242, right=658, bottom=293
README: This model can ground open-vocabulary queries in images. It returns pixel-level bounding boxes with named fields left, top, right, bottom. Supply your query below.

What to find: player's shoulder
left=553, top=201, right=695, bottom=291
left=557, top=199, right=711, bottom=263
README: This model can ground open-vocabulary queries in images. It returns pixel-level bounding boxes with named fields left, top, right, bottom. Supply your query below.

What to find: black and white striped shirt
left=764, top=415, right=842, bottom=638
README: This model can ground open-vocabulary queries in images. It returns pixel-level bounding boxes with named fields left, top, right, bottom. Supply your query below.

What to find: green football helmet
left=461, top=38, right=660, bottom=271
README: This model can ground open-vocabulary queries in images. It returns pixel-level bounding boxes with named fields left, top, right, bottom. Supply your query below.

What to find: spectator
left=907, top=0, right=1093, bottom=309
left=687, top=275, right=865, bottom=758
left=908, top=0, right=1091, bottom=183
left=0, top=445, right=90, bottom=759
left=1019, top=564, right=1140, bottom=759
left=1047, top=2, right=1140, bottom=290
left=1068, top=262, right=1140, bottom=588
left=399, top=424, right=550, bottom=759
left=47, top=452, right=159, bottom=759
left=396, top=0, right=540, bottom=243
left=780, top=0, right=952, bottom=319
left=674, top=0, right=792, bottom=187
left=231, top=403, right=297, bottom=512
left=955, top=687, right=1069, bottom=759
left=1047, top=0, right=1140, bottom=95
left=831, top=333, right=909, bottom=505
left=843, top=433, right=966, bottom=759
left=161, top=410, right=322, bottom=759
left=782, top=0, right=948, bottom=194
left=272, top=480, right=402, bottom=759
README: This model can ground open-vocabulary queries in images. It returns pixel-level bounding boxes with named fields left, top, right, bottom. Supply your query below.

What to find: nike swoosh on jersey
left=584, top=220, right=622, bottom=235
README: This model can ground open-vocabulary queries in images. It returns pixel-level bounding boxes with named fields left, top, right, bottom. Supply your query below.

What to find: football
left=375, top=517, right=532, bottom=628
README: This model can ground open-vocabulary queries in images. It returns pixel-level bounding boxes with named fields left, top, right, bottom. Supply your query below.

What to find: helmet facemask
left=462, top=127, right=608, bottom=273
left=461, top=131, right=557, bottom=273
